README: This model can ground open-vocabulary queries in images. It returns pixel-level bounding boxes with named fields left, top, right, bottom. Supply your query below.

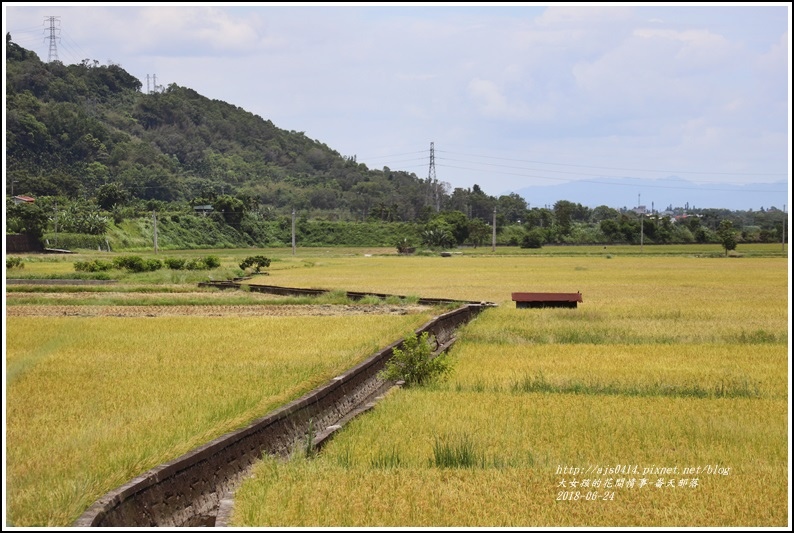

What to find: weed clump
left=431, top=434, right=485, bottom=468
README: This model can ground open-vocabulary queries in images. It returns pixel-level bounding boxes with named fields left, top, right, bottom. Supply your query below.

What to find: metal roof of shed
left=511, top=292, right=583, bottom=303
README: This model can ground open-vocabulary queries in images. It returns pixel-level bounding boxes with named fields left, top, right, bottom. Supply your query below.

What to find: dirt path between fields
left=5, top=304, right=429, bottom=317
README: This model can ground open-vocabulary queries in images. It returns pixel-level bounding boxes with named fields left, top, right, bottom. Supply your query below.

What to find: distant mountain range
left=508, top=176, right=789, bottom=212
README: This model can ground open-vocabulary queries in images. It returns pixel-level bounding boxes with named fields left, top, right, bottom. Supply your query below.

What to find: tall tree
left=717, top=219, right=738, bottom=256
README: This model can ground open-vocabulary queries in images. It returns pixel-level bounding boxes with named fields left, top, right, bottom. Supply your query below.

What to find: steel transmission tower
left=428, top=142, right=440, bottom=212
left=428, top=141, right=437, bottom=183
left=44, top=16, right=60, bottom=62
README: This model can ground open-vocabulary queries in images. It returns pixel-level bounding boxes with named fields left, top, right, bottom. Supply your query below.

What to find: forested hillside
left=5, top=35, right=445, bottom=220
left=5, top=35, right=787, bottom=251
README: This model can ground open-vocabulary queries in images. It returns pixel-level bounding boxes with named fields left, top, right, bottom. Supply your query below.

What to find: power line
left=438, top=149, right=786, bottom=178
left=57, top=28, right=93, bottom=66
left=436, top=154, right=785, bottom=187
left=360, top=150, right=426, bottom=161
left=368, top=147, right=785, bottom=194
left=5, top=25, right=45, bottom=47
left=364, top=145, right=785, bottom=185
left=7, top=24, right=46, bottom=33
left=435, top=162, right=786, bottom=194
left=369, top=157, right=426, bottom=167
left=9, top=22, right=104, bottom=67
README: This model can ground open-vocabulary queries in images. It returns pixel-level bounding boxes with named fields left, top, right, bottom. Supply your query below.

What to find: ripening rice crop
left=5, top=313, right=431, bottom=526
left=232, top=389, right=787, bottom=527
left=6, top=251, right=788, bottom=527
left=231, top=254, right=788, bottom=527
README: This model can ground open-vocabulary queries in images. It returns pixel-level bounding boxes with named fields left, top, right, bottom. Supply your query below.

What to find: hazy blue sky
left=3, top=3, right=790, bottom=209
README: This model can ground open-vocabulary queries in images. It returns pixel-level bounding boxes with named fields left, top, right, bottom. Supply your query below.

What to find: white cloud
left=569, top=23, right=740, bottom=126
left=756, top=31, right=788, bottom=82
left=632, top=27, right=734, bottom=71
left=748, top=31, right=789, bottom=119
left=133, top=7, right=265, bottom=55
left=535, top=5, right=633, bottom=27
left=467, top=78, right=535, bottom=120
left=468, top=78, right=507, bottom=114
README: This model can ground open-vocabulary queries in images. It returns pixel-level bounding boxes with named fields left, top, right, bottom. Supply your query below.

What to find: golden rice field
left=230, top=251, right=789, bottom=527
left=4, top=245, right=790, bottom=527
left=4, top=313, right=433, bottom=526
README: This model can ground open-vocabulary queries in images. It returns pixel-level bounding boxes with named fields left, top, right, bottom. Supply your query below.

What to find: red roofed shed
left=511, top=292, right=583, bottom=309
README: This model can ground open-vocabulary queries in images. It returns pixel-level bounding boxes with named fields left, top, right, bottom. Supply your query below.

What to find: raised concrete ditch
left=74, top=286, right=494, bottom=527
left=198, top=280, right=482, bottom=308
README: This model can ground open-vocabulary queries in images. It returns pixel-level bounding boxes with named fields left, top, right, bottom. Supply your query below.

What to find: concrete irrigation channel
left=74, top=283, right=496, bottom=527
left=197, top=280, right=474, bottom=307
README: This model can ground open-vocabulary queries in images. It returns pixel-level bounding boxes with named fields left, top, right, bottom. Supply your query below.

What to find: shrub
left=113, top=255, right=145, bottom=272
left=379, top=331, right=452, bottom=387
left=164, top=258, right=186, bottom=270
left=521, top=228, right=546, bottom=249
left=178, top=257, right=216, bottom=270
left=184, top=258, right=205, bottom=270
left=162, top=257, right=219, bottom=270
left=6, top=256, right=24, bottom=269
left=74, top=259, right=114, bottom=272
left=422, top=227, right=455, bottom=249
left=395, top=238, right=416, bottom=254
left=203, top=255, right=221, bottom=269
left=239, top=255, right=271, bottom=273
left=144, top=258, right=163, bottom=272
left=112, top=256, right=162, bottom=272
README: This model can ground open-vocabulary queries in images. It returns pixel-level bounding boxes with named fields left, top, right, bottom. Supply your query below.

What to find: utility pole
left=44, top=16, right=60, bottom=63
left=783, top=204, right=787, bottom=253
left=152, top=211, right=158, bottom=253
left=291, top=209, right=296, bottom=256
left=639, top=193, right=644, bottom=252
left=54, top=200, right=59, bottom=247
left=492, top=207, right=497, bottom=252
